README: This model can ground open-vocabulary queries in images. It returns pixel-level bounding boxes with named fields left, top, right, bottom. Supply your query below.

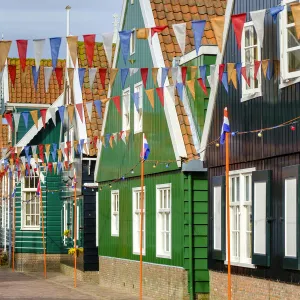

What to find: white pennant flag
left=121, top=131, right=126, bottom=144
left=171, top=67, right=179, bottom=85
left=45, top=152, right=50, bottom=163
left=130, top=68, right=139, bottom=77
left=172, top=23, right=186, bottom=55
left=49, top=107, right=57, bottom=126
left=89, top=68, right=97, bottom=90
left=207, top=65, right=216, bottom=87
left=113, top=132, right=118, bottom=144
left=86, top=101, right=93, bottom=122
left=250, top=9, right=266, bottom=48
left=20, top=156, right=26, bottom=166
left=166, top=85, right=175, bottom=104
left=13, top=113, right=21, bottom=132
left=44, top=67, right=53, bottom=93
left=31, top=145, right=37, bottom=155
left=102, top=32, right=114, bottom=67
left=33, top=39, right=45, bottom=71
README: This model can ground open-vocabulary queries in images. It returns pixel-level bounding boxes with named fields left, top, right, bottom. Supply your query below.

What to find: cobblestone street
left=0, top=268, right=153, bottom=300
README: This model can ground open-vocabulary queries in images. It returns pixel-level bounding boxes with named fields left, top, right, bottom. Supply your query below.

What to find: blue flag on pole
left=192, top=20, right=206, bottom=54
left=220, top=107, right=230, bottom=145
left=49, top=37, right=61, bottom=69
left=119, top=30, right=132, bottom=64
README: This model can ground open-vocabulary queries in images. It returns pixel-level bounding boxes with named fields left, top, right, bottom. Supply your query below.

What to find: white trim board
left=180, top=46, right=218, bottom=65
left=200, top=0, right=236, bottom=161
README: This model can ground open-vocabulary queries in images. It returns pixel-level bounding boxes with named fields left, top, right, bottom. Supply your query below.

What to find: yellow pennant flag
left=45, top=144, right=51, bottom=156
left=57, top=149, right=62, bottom=162
left=73, top=140, right=79, bottom=153
left=231, top=69, right=238, bottom=89
left=109, top=136, right=114, bottom=148
left=33, top=154, right=38, bottom=164
left=66, top=36, right=78, bottom=68
left=17, top=146, right=23, bottom=157
left=262, top=60, right=269, bottom=78
left=190, top=66, right=198, bottom=80
left=152, top=68, right=159, bottom=86
left=53, top=162, right=57, bottom=175
left=100, top=136, right=105, bottom=147
left=30, top=110, right=39, bottom=129
left=227, top=63, right=235, bottom=84
left=0, top=41, right=12, bottom=72
left=83, top=143, right=88, bottom=155
left=210, top=16, right=225, bottom=52
left=186, top=80, right=195, bottom=100
left=9, top=158, right=13, bottom=166
left=109, top=68, right=118, bottom=89
left=291, top=3, right=300, bottom=39
left=145, top=89, right=155, bottom=109
left=101, top=98, right=110, bottom=105
left=67, top=104, right=75, bottom=124
left=274, top=60, right=280, bottom=79
left=137, top=28, right=149, bottom=40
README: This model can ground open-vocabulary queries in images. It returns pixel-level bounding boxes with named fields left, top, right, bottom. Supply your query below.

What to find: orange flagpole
left=139, top=134, right=145, bottom=300
left=39, top=178, right=47, bottom=279
left=74, top=170, right=77, bottom=288
left=226, top=132, right=231, bottom=299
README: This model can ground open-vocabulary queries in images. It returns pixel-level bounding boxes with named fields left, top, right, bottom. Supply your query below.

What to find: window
left=130, top=29, right=136, bottom=55
left=111, top=190, right=119, bottom=237
left=229, top=168, right=255, bottom=265
left=241, top=22, right=261, bottom=101
left=122, top=88, right=130, bottom=131
left=131, top=0, right=134, bottom=4
left=63, top=203, right=67, bottom=245
left=21, top=174, right=40, bottom=230
left=76, top=205, right=80, bottom=242
left=132, top=187, right=146, bottom=255
left=281, top=1, right=300, bottom=80
left=156, top=184, right=171, bottom=258
left=96, top=192, right=99, bottom=247
left=134, top=82, right=143, bottom=134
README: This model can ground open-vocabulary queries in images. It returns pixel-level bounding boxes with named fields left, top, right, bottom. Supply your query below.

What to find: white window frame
left=76, top=205, right=79, bottom=242
left=156, top=183, right=172, bottom=259
left=241, top=21, right=262, bottom=102
left=134, top=82, right=143, bottom=134
left=225, top=168, right=256, bottom=268
left=132, top=187, right=146, bottom=255
left=280, top=0, right=300, bottom=86
left=1, top=176, right=5, bottom=229
left=21, top=174, right=40, bottom=231
left=63, top=203, right=67, bottom=245
left=96, top=192, right=99, bottom=247
left=111, top=190, right=119, bottom=237
left=130, top=29, right=136, bottom=55
left=122, top=87, right=130, bottom=131
left=131, top=0, right=134, bottom=4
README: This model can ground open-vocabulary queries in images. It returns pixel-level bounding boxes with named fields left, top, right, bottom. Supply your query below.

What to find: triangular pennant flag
left=85, top=101, right=93, bottom=122
left=274, top=60, right=280, bottom=80
left=68, top=68, right=74, bottom=103
left=66, top=36, right=78, bottom=67
left=121, top=68, right=129, bottom=89
left=33, top=39, right=45, bottom=71
left=186, top=80, right=195, bottom=100
left=137, top=28, right=149, bottom=40
left=0, top=68, right=4, bottom=86
left=171, top=67, right=179, bottom=85
left=55, top=67, right=63, bottom=87
left=75, top=103, right=84, bottom=123
left=156, top=87, right=164, bottom=107
left=40, top=109, right=47, bottom=128
left=192, top=20, right=206, bottom=54
left=173, top=23, right=186, bottom=55
left=176, top=82, right=184, bottom=101
left=45, top=144, right=51, bottom=156
left=83, top=34, right=96, bottom=68
left=210, top=16, right=225, bottom=52
left=22, top=111, right=29, bottom=129
left=126, top=130, right=130, bottom=143
left=291, top=4, right=300, bottom=40
left=119, top=30, right=131, bottom=64
left=16, top=40, right=28, bottom=72
left=4, top=113, right=13, bottom=132
left=30, top=110, right=39, bottom=129
left=109, top=68, right=118, bottom=89
left=94, top=100, right=102, bottom=119
left=231, top=13, right=247, bottom=49
left=113, top=133, right=118, bottom=145
left=145, top=89, right=154, bottom=109
left=262, top=59, right=269, bottom=78
left=166, top=85, right=175, bottom=104
left=13, top=113, right=21, bottom=132
left=8, top=65, right=16, bottom=87
left=200, top=65, right=207, bottom=81
left=49, top=107, right=56, bottom=126
left=181, top=66, right=187, bottom=85
left=221, top=72, right=229, bottom=93
left=53, top=162, right=57, bottom=175
left=67, top=104, right=75, bottom=124
left=269, top=6, right=284, bottom=23
left=78, top=68, right=86, bottom=90
left=250, top=9, right=266, bottom=47
left=109, top=135, right=114, bottom=148
left=151, top=25, right=168, bottom=38
left=241, top=66, right=250, bottom=86
left=112, top=96, right=121, bottom=115
left=128, top=59, right=136, bottom=65
left=24, top=146, right=30, bottom=159
left=49, top=37, right=61, bottom=69
left=254, top=60, right=261, bottom=80
left=132, top=92, right=139, bottom=112
left=99, top=68, right=106, bottom=89
left=219, top=64, right=225, bottom=82
left=89, top=67, right=97, bottom=90
left=227, top=63, right=235, bottom=84
left=140, top=68, right=148, bottom=88
left=32, top=66, right=40, bottom=90
left=102, top=32, right=114, bottom=67
left=197, top=78, right=208, bottom=95
left=236, top=63, right=242, bottom=83
left=152, top=68, right=159, bottom=86
left=161, top=67, right=169, bottom=87
left=190, top=66, right=198, bottom=80
left=231, top=69, right=238, bottom=89
left=58, top=106, right=65, bottom=124
left=0, top=41, right=12, bottom=72
left=44, top=67, right=52, bottom=93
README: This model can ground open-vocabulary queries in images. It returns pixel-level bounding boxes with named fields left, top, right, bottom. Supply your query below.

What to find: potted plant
left=68, top=247, right=84, bottom=257
left=63, top=229, right=71, bottom=238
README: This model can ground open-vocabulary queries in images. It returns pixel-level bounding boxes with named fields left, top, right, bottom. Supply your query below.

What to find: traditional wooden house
left=95, top=0, right=226, bottom=299
left=201, top=0, right=300, bottom=298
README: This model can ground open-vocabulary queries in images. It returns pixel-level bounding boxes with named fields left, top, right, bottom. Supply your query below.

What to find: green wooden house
left=95, top=0, right=226, bottom=299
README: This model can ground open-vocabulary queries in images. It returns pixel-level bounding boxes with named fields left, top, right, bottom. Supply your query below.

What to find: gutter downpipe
left=188, top=173, right=194, bottom=300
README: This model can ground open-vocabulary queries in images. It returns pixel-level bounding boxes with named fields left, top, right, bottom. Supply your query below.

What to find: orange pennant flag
left=109, top=68, right=118, bottom=89
left=109, top=136, right=114, bottom=148
left=67, top=104, right=75, bottom=124
left=0, top=41, right=12, bottom=72
left=186, top=80, right=196, bottom=100
left=231, top=69, right=238, bottom=89
left=227, top=63, right=235, bottom=84
left=30, top=110, right=39, bottom=129
left=57, top=149, right=62, bottom=162
left=66, top=36, right=78, bottom=67
left=190, top=66, right=198, bottom=80
left=152, top=68, right=159, bottom=86
left=274, top=60, right=280, bottom=79
left=262, top=60, right=269, bottom=78
left=291, top=3, right=300, bottom=39
left=53, top=162, right=57, bottom=175
left=145, top=89, right=155, bottom=109
left=126, top=130, right=130, bottom=143
left=137, top=28, right=149, bottom=40
left=45, top=144, right=51, bottom=156
left=68, top=68, right=74, bottom=104
left=210, top=16, right=225, bottom=52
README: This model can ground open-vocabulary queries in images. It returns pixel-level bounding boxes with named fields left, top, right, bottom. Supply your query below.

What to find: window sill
left=21, top=227, right=40, bottom=231
left=111, top=233, right=119, bottom=237
left=134, top=129, right=143, bottom=135
left=224, top=260, right=256, bottom=269
left=241, top=91, right=262, bottom=102
left=133, top=251, right=145, bottom=256
left=156, top=253, right=171, bottom=259
left=279, top=76, right=300, bottom=89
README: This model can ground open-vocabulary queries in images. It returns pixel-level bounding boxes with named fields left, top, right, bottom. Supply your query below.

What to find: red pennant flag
left=219, top=64, right=225, bottom=82
left=241, top=66, right=250, bottom=86
left=8, top=65, right=16, bottom=87
left=231, top=13, right=247, bottom=49
left=64, top=161, right=69, bottom=170
left=112, top=96, right=121, bottom=115
left=75, top=103, right=84, bottom=122
left=99, top=68, right=107, bottom=89
left=83, top=34, right=96, bottom=68
left=93, top=136, right=98, bottom=146
left=151, top=25, right=168, bottom=37
left=64, top=147, right=69, bottom=160
left=254, top=60, right=261, bottom=80
left=40, top=109, right=47, bottom=129
left=26, top=163, right=30, bottom=174
left=48, top=162, right=53, bottom=174
left=10, top=147, right=15, bottom=162
left=4, top=113, right=13, bottom=132
left=38, top=144, right=44, bottom=163
left=140, top=68, right=149, bottom=88
left=55, top=67, right=63, bottom=87
left=181, top=66, right=187, bottom=85
left=156, top=87, right=164, bottom=107
left=16, top=40, right=28, bottom=72
left=197, top=78, right=208, bottom=95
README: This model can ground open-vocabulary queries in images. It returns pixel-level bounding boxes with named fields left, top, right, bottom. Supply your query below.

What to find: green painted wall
left=99, top=171, right=184, bottom=267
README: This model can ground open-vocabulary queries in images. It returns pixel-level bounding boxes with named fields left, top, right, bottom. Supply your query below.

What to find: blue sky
left=0, top=0, right=123, bottom=58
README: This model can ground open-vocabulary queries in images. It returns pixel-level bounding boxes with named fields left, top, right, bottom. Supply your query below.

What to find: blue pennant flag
left=199, top=65, right=207, bottom=81
left=77, top=143, right=82, bottom=155
left=49, top=37, right=62, bottom=69
left=78, top=68, right=86, bottom=90
left=4, top=159, right=8, bottom=168
left=161, top=67, right=169, bottom=87
left=51, top=143, right=57, bottom=161
left=27, top=155, right=31, bottom=165
left=267, top=61, right=273, bottom=80
left=9, top=168, right=12, bottom=178
left=80, top=139, right=85, bottom=154
left=236, top=63, right=242, bottom=84
left=58, top=106, right=65, bottom=124
left=132, top=92, right=139, bottom=112
left=222, top=72, right=229, bottom=93
left=121, top=68, right=129, bottom=89
left=269, top=6, right=284, bottom=23
left=192, top=20, right=206, bottom=54
left=105, top=133, right=111, bottom=145
left=32, top=66, right=40, bottom=90
left=22, top=111, right=29, bottom=129
left=94, top=100, right=102, bottom=119
left=57, top=161, right=62, bottom=174
left=176, top=82, right=184, bottom=101
left=24, top=145, right=30, bottom=158
left=119, top=30, right=132, bottom=64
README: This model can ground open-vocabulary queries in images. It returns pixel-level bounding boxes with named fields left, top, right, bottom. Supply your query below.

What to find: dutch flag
left=220, top=107, right=230, bottom=144
left=141, top=134, right=150, bottom=160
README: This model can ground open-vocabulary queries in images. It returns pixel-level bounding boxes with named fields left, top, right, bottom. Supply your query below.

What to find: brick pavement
left=0, top=267, right=154, bottom=300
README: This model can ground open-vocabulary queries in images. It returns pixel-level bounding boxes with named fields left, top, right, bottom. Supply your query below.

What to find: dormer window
left=130, top=29, right=136, bottom=56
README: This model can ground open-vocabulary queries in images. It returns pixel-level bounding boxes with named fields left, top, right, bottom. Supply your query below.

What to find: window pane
left=231, top=178, right=235, bottom=202
left=287, top=26, right=300, bottom=48
left=166, top=213, right=169, bottom=231
left=245, top=27, right=251, bottom=47
left=166, top=232, right=170, bottom=252
left=236, top=177, right=240, bottom=202
left=245, top=176, right=250, bottom=202
left=288, top=49, right=300, bottom=73
left=287, top=6, right=294, bottom=25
